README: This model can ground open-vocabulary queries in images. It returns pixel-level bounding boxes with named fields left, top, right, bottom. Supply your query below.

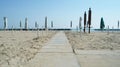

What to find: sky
left=0, top=0, right=120, bottom=29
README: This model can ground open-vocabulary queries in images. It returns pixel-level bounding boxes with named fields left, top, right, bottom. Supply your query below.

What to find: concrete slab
left=39, top=31, right=74, bottom=53
left=24, top=53, right=80, bottom=67
left=75, top=50, right=120, bottom=67
left=39, top=48, right=73, bottom=53
left=75, top=50, right=120, bottom=55
left=42, top=45, right=72, bottom=48
left=77, top=54, right=120, bottom=67
left=46, top=31, right=70, bottom=45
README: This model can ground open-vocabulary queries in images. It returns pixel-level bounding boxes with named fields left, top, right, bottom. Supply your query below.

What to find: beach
left=0, top=31, right=120, bottom=67
left=65, top=31, right=120, bottom=67
left=65, top=31, right=120, bottom=50
left=0, top=31, right=56, bottom=67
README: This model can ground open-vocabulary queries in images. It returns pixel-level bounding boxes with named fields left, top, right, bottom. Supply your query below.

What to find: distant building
left=45, top=16, right=47, bottom=30
left=3, top=17, right=7, bottom=29
left=25, top=18, right=28, bottom=30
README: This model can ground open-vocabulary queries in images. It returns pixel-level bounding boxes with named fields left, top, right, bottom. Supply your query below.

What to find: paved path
left=24, top=31, right=80, bottom=67
left=75, top=50, right=120, bottom=67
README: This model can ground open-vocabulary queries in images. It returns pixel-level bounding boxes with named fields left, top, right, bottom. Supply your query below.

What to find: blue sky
left=0, top=0, right=120, bottom=29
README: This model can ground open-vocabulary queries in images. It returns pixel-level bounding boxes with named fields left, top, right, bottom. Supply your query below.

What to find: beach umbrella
left=20, top=20, right=22, bottom=29
left=70, top=21, right=72, bottom=28
left=3, top=17, right=7, bottom=30
left=118, top=20, right=119, bottom=29
left=100, top=17, right=105, bottom=30
left=25, top=18, right=28, bottom=30
left=51, top=21, right=53, bottom=28
left=79, top=17, right=82, bottom=36
left=76, top=26, right=78, bottom=32
left=88, top=8, right=92, bottom=33
left=20, top=21, right=22, bottom=27
left=87, top=21, right=89, bottom=28
left=35, top=22, right=37, bottom=29
left=107, top=25, right=109, bottom=35
left=79, top=17, right=82, bottom=30
left=45, top=16, right=47, bottom=30
left=88, top=8, right=92, bottom=25
left=84, top=11, right=87, bottom=33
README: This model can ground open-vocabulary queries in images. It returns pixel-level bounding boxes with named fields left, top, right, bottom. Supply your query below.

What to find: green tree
left=100, top=17, right=105, bottom=30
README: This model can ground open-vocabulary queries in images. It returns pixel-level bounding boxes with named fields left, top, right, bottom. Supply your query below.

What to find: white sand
left=0, top=31, right=56, bottom=67
left=65, top=31, right=120, bottom=50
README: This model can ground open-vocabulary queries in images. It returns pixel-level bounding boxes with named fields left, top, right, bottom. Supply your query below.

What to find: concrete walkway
left=75, top=50, right=120, bottom=67
left=24, top=31, right=80, bottom=67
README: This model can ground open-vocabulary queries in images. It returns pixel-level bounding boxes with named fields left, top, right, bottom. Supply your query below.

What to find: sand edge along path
left=0, top=31, right=56, bottom=67
left=65, top=31, right=120, bottom=50
left=65, top=31, right=120, bottom=67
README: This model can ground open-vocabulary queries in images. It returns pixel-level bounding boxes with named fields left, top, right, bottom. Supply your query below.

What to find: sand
left=65, top=31, right=120, bottom=67
left=1, top=31, right=120, bottom=67
left=65, top=31, right=120, bottom=50
left=0, top=31, right=56, bottom=67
